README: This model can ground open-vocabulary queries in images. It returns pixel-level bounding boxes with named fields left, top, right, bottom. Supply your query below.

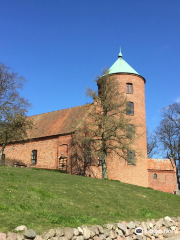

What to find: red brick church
left=2, top=49, right=177, bottom=193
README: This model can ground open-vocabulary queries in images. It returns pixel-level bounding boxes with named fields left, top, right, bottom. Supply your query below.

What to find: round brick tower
left=102, top=49, right=148, bottom=187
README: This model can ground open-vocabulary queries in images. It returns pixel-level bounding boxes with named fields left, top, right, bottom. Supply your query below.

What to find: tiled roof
left=147, top=158, right=176, bottom=171
left=27, top=104, right=94, bottom=139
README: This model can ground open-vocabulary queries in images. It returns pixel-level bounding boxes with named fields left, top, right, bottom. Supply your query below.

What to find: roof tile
left=27, top=104, right=94, bottom=139
left=147, top=158, right=176, bottom=171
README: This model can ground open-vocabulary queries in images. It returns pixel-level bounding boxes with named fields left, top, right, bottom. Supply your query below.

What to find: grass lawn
left=0, top=165, right=180, bottom=233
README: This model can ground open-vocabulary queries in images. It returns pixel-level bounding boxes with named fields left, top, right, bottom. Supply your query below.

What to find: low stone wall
left=0, top=216, right=180, bottom=240
left=174, top=191, right=180, bottom=195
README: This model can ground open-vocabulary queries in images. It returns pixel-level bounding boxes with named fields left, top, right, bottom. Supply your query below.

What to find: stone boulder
left=24, top=230, right=37, bottom=239
left=82, top=226, right=91, bottom=240
left=14, top=226, right=27, bottom=232
left=64, top=228, right=74, bottom=240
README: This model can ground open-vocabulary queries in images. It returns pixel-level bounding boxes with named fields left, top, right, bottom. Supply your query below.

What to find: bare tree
left=73, top=69, right=137, bottom=179
left=146, top=127, right=157, bottom=158
left=156, top=118, right=179, bottom=159
left=156, top=103, right=180, bottom=163
left=162, top=102, right=180, bottom=131
left=0, top=63, right=32, bottom=159
left=155, top=103, right=180, bottom=188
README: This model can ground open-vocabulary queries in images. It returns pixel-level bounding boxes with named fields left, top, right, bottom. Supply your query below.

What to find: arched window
left=126, top=102, right=134, bottom=115
left=31, top=150, right=37, bottom=165
left=127, top=150, right=135, bottom=165
left=154, top=173, right=157, bottom=179
left=126, top=83, right=133, bottom=94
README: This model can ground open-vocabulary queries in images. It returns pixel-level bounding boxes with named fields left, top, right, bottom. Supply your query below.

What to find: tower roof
left=108, top=48, right=140, bottom=76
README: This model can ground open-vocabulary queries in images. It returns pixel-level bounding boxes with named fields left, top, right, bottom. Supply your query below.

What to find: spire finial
left=118, top=47, right=123, bottom=58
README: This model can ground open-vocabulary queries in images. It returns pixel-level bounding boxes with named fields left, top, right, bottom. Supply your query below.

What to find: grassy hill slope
left=0, top=165, right=180, bottom=233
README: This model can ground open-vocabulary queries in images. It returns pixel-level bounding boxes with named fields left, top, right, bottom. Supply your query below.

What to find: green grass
left=0, top=165, right=180, bottom=233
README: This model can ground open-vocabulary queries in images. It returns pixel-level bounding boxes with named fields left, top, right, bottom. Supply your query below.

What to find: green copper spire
left=108, top=48, right=139, bottom=75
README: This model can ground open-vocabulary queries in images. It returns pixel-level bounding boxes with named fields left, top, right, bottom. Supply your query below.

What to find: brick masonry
left=148, top=170, right=177, bottom=193
left=105, top=73, right=148, bottom=187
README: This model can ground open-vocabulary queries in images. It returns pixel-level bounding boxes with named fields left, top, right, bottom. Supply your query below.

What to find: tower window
left=31, top=150, right=37, bottom=165
left=126, top=83, right=133, bottom=94
left=86, top=148, right=91, bottom=165
left=126, top=102, right=134, bottom=115
left=127, top=150, right=135, bottom=165
left=98, top=155, right=103, bottom=166
left=126, top=124, right=135, bottom=139
left=154, top=173, right=157, bottom=179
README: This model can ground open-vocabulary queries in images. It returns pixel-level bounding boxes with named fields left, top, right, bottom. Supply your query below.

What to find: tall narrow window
left=86, top=148, right=91, bottom=165
left=98, top=155, right=103, bottom=166
left=127, top=150, right=135, bottom=165
left=126, top=102, right=134, bottom=115
left=154, top=173, right=157, bottom=179
left=126, top=83, right=133, bottom=94
left=126, top=124, right=135, bottom=139
left=31, top=150, right=37, bottom=165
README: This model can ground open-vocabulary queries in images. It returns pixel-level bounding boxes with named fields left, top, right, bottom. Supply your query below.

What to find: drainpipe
left=71, top=133, right=73, bottom=174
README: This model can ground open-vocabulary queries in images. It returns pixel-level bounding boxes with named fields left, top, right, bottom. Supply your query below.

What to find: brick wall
left=3, top=135, right=177, bottom=193
left=3, top=134, right=73, bottom=170
left=105, top=73, right=148, bottom=187
left=58, top=135, right=72, bottom=174
left=148, top=170, right=177, bottom=193
left=3, top=137, right=58, bottom=169
left=78, top=73, right=148, bottom=188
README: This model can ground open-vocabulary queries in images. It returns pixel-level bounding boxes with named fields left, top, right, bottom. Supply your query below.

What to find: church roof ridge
left=28, top=103, right=93, bottom=118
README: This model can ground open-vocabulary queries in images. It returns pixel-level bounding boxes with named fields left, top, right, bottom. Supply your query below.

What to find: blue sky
left=0, top=0, right=180, bottom=132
